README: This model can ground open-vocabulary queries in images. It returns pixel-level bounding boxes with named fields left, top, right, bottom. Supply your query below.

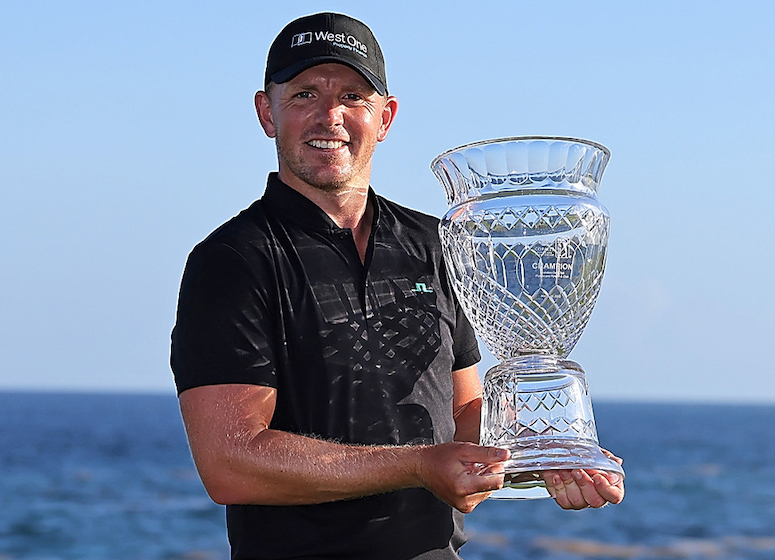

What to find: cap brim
left=268, top=56, right=387, bottom=96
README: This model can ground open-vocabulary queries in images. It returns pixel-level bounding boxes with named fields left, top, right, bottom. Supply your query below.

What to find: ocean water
left=1, top=393, right=774, bottom=560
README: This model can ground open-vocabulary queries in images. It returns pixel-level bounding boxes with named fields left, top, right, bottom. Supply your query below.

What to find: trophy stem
left=481, top=354, right=624, bottom=499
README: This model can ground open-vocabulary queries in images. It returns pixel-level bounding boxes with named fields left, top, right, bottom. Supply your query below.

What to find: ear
left=255, top=91, right=277, bottom=138
left=376, top=95, right=399, bottom=142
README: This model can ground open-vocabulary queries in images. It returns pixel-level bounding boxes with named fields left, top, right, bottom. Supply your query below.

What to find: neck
left=279, top=173, right=374, bottom=263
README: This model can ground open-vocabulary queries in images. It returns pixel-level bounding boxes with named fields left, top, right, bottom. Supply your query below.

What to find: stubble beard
left=275, top=136, right=376, bottom=195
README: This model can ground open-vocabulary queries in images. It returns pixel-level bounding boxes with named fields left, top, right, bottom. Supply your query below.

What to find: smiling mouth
left=307, top=139, right=346, bottom=149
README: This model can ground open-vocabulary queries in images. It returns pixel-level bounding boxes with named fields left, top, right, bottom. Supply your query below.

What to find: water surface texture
left=1, top=393, right=774, bottom=559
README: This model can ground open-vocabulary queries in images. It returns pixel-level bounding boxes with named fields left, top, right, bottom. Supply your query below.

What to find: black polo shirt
left=171, top=173, right=480, bottom=559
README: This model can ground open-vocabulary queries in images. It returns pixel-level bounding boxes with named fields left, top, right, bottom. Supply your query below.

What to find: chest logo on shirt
left=411, top=282, right=434, bottom=294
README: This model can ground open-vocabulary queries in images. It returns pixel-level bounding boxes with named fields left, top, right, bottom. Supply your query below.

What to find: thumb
left=459, top=444, right=510, bottom=464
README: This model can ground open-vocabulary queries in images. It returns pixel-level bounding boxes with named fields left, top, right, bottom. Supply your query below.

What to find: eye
left=342, top=92, right=366, bottom=105
left=294, top=91, right=314, bottom=99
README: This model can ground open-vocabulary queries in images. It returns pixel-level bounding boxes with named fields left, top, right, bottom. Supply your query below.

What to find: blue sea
left=1, top=393, right=774, bottom=560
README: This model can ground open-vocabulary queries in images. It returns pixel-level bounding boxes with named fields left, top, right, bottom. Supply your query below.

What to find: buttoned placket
left=332, top=225, right=378, bottom=323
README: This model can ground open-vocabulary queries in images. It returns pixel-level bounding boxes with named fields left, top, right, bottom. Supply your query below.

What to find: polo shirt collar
left=262, top=172, right=381, bottom=233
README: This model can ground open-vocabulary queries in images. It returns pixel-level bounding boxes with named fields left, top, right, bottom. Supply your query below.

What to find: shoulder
left=376, top=195, right=441, bottom=241
left=197, top=200, right=270, bottom=251
left=372, top=195, right=448, bottom=274
left=185, top=200, right=276, bottom=266
left=177, top=200, right=278, bottom=310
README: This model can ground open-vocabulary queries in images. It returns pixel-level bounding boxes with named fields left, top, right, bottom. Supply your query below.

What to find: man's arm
left=451, top=365, right=483, bottom=443
left=179, top=383, right=508, bottom=513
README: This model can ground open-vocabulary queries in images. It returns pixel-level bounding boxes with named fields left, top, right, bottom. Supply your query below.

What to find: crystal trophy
left=432, top=137, right=624, bottom=499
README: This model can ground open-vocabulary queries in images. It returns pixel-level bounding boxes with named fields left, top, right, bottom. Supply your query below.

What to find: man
left=171, top=12, right=623, bottom=560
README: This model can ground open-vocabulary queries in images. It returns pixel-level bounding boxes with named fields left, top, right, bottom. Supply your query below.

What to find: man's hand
left=542, top=450, right=624, bottom=510
left=417, top=442, right=510, bottom=513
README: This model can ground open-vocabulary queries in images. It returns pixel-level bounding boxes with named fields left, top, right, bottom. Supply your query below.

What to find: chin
left=306, top=169, right=361, bottom=192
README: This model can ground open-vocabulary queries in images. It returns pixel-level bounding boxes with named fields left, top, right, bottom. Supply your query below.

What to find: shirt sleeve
left=170, top=241, right=279, bottom=395
left=450, top=298, right=481, bottom=372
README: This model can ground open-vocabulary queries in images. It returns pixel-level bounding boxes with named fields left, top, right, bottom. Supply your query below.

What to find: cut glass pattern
left=433, top=137, right=624, bottom=495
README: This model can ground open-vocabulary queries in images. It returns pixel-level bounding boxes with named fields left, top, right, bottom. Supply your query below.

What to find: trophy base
left=480, top=355, right=624, bottom=499
left=490, top=437, right=624, bottom=500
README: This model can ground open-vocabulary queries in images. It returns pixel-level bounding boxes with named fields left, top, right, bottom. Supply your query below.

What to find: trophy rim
left=430, top=135, right=611, bottom=170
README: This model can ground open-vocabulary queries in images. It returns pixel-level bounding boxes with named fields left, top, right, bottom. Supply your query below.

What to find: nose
left=316, top=95, right=345, bottom=127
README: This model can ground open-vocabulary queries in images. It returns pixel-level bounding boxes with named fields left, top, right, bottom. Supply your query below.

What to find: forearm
left=181, top=383, right=507, bottom=512
left=453, top=398, right=481, bottom=443
left=198, top=427, right=424, bottom=506
left=451, top=366, right=483, bottom=444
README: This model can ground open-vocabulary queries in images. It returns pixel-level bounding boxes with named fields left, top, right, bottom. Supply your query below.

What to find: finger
left=601, top=448, right=624, bottom=465
left=463, top=469, right=505, bottom=496
left=547, top=472, right=572, bottom=508
left=467, top=461, right=506, bottom=476
left=603, top=470, right=622, bottom=485
left=542, top=472, right=558, bottom=499
left=592, top=472, right=625, bottom=504
left=459, top=445, right=510, bottom=465
left=584, top=467, right=622, bottom=486
left=477, top=465, right=507, bottom=478
left=548, top=471, right=588, bottom=510
left=572, top=470, right=609, bottom=508
left=456, top=486, right=498, bottom=513
left=461, top=461, right=506, bottom=492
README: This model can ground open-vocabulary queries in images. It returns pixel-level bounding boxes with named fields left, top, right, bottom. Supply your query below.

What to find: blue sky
left=2, top=1, right=774, bottom=402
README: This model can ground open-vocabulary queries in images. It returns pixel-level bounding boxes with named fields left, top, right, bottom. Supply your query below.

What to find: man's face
left=256, top=63, right=398, bottom=193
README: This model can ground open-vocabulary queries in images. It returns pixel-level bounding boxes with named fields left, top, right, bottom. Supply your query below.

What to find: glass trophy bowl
left=432, top=137, right=624, bottom=499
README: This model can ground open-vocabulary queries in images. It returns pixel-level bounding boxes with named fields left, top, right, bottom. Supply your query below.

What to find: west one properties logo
left=291, top=31, right=369, bottom=58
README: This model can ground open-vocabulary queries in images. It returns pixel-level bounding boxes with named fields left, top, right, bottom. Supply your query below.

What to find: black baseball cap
left=264, top=12, right=388, bottom=95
